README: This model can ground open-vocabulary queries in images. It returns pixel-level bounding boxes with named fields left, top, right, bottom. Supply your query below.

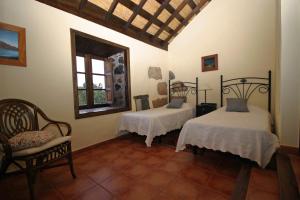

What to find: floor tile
left=196, top=186, right=229, bottom=200
left=118, top=182, right=158, bottom=200
left=249, top=168, right=279, bottom=194
left=246, top=186, right=279, bottom=200
left=55, top=176, right=97, bottom=199
left=141, top=170, right=175, bottom=189
left=158, top=160, right=188, bottom=174
left=88, top=166, right=120, bottom=184
left=101, top=174, right=134, bottom=196
left=76, top=185, right=113, bottom=200
left=162, top=175, right=202, bottom=200
left=140, top=156, right=164, bottom=167
left=181, top=166, right=212, bottom=185
left=121, top=163, right=150, bottom=179
left=207, top=174, right=236, bottom=196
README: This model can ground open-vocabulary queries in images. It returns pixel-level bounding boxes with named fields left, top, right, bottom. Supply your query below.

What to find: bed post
left=220, top=75, right=223, bottom=107
left=268, top=70, right=272, bottom=112
left=168, top=79, right=171, bottom=103
left=196, top=77, right=199, bottom=105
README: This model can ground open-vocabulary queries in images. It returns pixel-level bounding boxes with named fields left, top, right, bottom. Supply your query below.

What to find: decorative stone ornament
left=148, top=66, right=162, bottom=80
left=152, top=97, right=168, bottom=108
left=157, top=82, right=167, bottom=95
left=169, top=70, right=175, bottom=80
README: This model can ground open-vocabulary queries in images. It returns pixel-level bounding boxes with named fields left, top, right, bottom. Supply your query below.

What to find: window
left=71, top=30, right=131, bottom=119
left=76, top=56, right=112, bottom=109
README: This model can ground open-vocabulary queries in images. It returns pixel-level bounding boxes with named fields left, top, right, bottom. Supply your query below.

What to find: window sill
left=76, top=106, right=131, bottom=119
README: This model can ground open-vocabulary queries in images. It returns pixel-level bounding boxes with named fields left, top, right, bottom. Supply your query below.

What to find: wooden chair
left=0, top=99, right=76, bottom=200
left=133, top=95, right=150, bottom=111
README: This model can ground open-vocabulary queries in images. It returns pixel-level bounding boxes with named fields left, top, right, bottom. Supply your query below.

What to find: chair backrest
left=133, top=95, right=150, bottom=111
left=0, top=99, right=39, bottom=139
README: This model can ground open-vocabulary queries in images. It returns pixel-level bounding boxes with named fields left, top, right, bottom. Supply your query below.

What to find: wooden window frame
left=70, top=29, right=131, bottom=119
left=76, top=55, right=110, bottom=110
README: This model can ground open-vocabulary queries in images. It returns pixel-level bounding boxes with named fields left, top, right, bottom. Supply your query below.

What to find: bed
left=119, top=79, right=198, bottom=147
left=176, top=71, right=280, bottom=168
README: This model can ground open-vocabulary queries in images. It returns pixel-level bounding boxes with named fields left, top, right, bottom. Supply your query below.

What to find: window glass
left=92, top=59, right=105, bottom=74
left=78, top=90, right=87, bottom=106
left=94, top=90, right=107, bottom=104
left=93, top=75, right=105, bottom=89
left=76, top=56, right=85, bottom=72
left=77, top=74, right=86, bottom=89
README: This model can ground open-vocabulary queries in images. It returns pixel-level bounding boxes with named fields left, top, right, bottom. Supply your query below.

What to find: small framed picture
left=202, top=54, right=218, bottom=72
left=0, top=22, right=26, bottom=67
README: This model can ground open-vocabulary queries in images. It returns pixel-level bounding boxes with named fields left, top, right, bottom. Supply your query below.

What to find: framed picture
left=202, top=54, right=218, bottom=72
left=0, top=22, right=26, bottom=67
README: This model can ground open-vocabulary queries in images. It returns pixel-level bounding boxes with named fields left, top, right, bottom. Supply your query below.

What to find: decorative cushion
left=167, top=98, right=185, bottom=109
left=9, top=131, right=57, bottom=152
left=134, top=95, right=150, bottom=111
left=12, top=136, right=71, bottom=157
left=226, top=98, right=249, bottom=112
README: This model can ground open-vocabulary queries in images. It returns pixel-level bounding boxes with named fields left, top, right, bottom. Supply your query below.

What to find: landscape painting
left=0, top=29, right=19, bottom=60
left=202, top=54, right=218, bottom=72
left=0, top=22, right=26, bottom=67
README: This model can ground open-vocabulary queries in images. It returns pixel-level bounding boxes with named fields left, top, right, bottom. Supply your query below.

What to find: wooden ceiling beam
left=35, top=0, right=168, bottom=50
left=118, top=0, right=174, bottom=35
left=105, top=0, right=119, bottom=21
left=142, top=0, right=171, bottom=33
left=165, top=0, right=209, bottom=42
left=188, top=0, right=197, bottom=9
left=156, top=0, right=185, bottom=23
left=79, top=0, right=88, bottom=10
left=154, top=0, right=189, bottom=38
left=125, top=0, right=147, bottom=28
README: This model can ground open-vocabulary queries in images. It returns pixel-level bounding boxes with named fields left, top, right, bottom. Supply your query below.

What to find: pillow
left=171, top=96, right=187, bottom=103
left=167, top=98, right=185, bottom=109
left=226, top=98, right=249, bottom=112
left=9, top=131, right=57, bottom=152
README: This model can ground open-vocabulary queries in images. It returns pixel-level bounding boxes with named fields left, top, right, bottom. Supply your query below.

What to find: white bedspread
left=119, top=103, right=195, bottom=147
left=176, top=106, right=279, bottom=168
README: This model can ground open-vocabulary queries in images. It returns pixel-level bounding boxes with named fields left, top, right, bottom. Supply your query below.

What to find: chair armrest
left=41, top=120, right=72, bottom=136
left=37, top=108, right=72, bottom=136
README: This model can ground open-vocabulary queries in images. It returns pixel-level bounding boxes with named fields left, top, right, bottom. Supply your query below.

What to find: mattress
left=176, top=105, right=279, bottom=168
left=119, top=103, right=195, bottom=147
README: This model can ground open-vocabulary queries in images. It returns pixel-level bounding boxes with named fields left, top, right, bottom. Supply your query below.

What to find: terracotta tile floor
left=0, top=133, right=281, bottom=200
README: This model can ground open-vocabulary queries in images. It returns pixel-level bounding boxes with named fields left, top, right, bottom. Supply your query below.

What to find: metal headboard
left=168, top=78, right=199, bottom=105
left=221, top=71, right=272, bottom=112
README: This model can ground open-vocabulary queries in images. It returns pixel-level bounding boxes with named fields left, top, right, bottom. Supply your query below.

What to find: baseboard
left=72, top=133, right=131, bottom=157
left=280, top=145, right=299, bottom=155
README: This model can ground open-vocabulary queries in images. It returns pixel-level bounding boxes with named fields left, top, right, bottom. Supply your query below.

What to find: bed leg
left=158, top=136, right=162, bottom=144
left=192, top=146, right=198, bottom=155
left=198, top=148, right=206, bottom=155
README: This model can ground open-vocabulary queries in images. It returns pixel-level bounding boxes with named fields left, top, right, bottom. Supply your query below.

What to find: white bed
left=119, top=103, right=195, bottom=147
left=176, top=105, right=279, bottom=168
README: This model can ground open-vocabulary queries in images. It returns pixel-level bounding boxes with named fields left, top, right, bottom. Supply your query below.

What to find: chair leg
left=67, top=153, right=76, bottom=179
left=0, top=157, right=11, bottom=178
left=25, top=168, right=36, bottom=200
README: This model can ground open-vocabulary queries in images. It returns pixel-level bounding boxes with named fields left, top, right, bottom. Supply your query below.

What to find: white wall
left=168, top=0, right=277, bottom=109
left=0, top=0, right=168, bottom=150
left=278, top=0, right=300, bottom=147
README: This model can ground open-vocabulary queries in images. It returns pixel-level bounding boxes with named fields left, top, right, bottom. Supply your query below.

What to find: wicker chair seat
left=12, top=136, right=71, bottom=157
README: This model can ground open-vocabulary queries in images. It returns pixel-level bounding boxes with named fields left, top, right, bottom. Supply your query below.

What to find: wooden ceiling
left=36, top=0, right=211, bottom=50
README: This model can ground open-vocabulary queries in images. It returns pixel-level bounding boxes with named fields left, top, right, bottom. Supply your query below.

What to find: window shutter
left=104, top=59, right=113, bottom=104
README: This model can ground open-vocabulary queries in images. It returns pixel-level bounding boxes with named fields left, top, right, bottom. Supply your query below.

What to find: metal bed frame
left=221, top=70, right=272, bottom=112
left=168, top=78, right=199, bottom=105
